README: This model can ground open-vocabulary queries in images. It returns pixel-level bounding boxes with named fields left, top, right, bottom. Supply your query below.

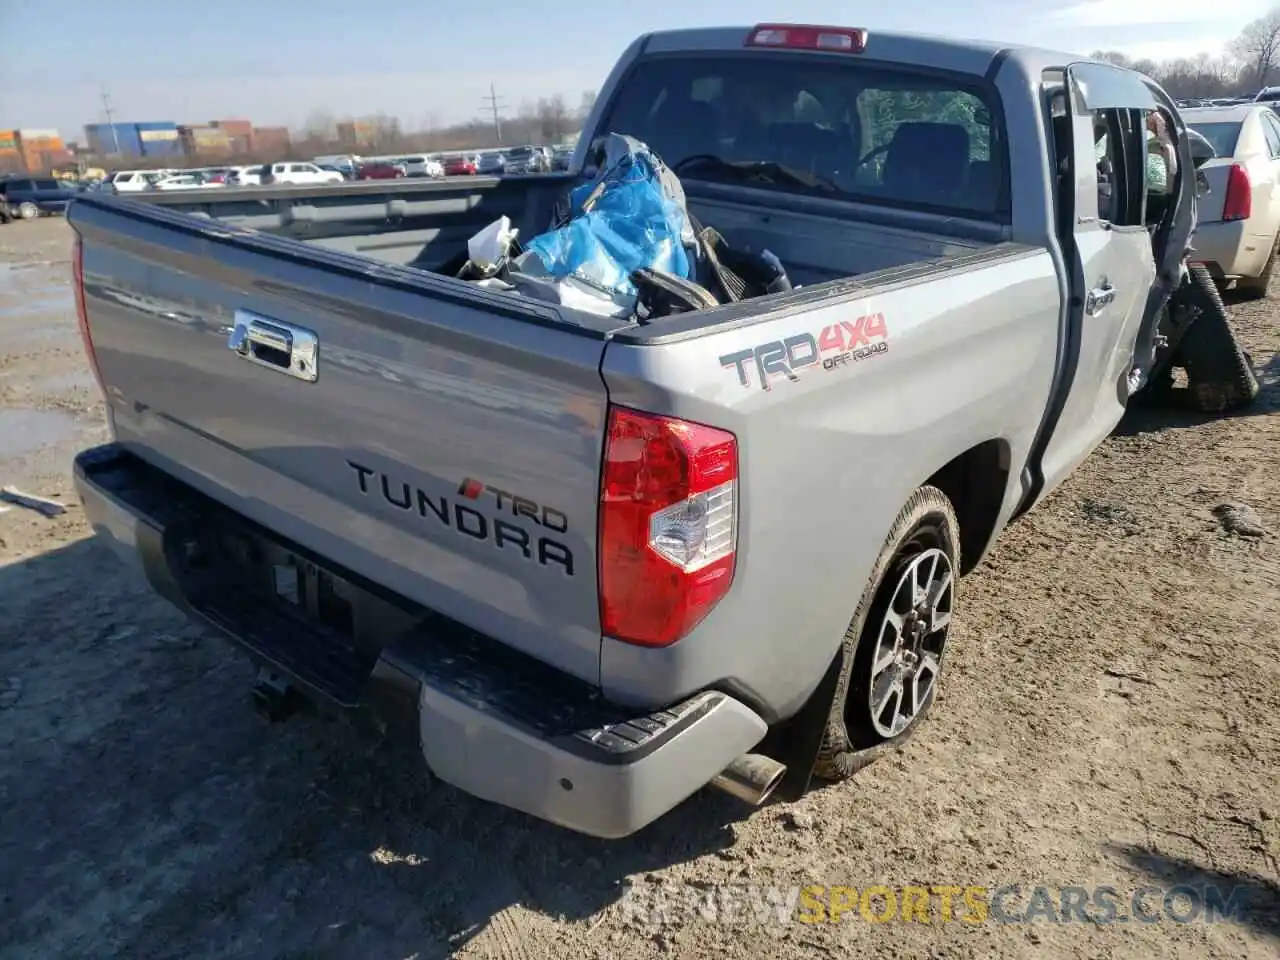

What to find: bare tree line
left=295, top=90, right=598, bottom=158
left=1093, top=7, right=1280, bottom=98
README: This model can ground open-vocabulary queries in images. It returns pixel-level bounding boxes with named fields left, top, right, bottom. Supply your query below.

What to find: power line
left=479, top=82, right=507, bottom=145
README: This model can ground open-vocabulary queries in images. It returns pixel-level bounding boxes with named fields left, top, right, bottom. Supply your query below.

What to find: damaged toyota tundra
left=71, top=25, right=1204, bottom=838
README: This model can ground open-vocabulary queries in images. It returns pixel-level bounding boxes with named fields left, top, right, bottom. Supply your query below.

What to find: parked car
left=443, top=154, right=478, bottom=175
left=316, top=163, right=356, bottom=181
left=261, top=162, right=345, bottom=186
left=71, top=24, right=1217, bottom=840
left=396, top=155, right=446, bottom=178
left=502, top=145, right=551, bottom=174
left=314, top=155, right=362, bottom=177
left=226, top=166, right=265, bottom=187
left=153, top=174, right=224, bottom=191
left=0, top=176, right=80, bottom=219
left=1182, top=103, right=1280, bottom=297
left=476, top=151, right=507, bottom=176
left=551, top=145, right=574, bottom=171
left=356, top=161, right=407, bottom=180
left=106, top=171, right=165, bottom=193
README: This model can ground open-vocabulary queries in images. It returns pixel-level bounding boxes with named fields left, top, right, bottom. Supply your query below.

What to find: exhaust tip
left=709, top=753, right=787, bottom=807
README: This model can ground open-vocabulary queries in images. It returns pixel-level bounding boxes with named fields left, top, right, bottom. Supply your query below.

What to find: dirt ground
left=1, top=216, right=1277, bottom=960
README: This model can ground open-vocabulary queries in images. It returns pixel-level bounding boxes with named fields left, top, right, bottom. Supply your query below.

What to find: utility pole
left=101, top=89, right=121, bottom=156
left=480, top=82, right=507, bottom=146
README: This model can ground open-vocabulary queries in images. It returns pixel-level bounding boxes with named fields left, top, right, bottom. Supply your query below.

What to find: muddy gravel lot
left=1, top=216, right=1277, bottom=959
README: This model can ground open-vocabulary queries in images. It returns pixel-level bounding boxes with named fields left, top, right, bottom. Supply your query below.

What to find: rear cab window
left=1187, top=121, right=1242, bottom=158
left=598, top=52, right=1008, bottom=221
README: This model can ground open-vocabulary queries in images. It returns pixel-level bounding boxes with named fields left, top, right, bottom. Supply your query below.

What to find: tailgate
left=72, top=198, right=624, bottom=684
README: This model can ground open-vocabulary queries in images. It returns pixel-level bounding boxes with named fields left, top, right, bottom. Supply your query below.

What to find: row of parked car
left=88, top=143, right=575, bottom=194
left=0, top=141, right=580, bottom=218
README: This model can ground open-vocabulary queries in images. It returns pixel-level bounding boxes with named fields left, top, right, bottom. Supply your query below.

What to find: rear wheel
left=18, top=202, right=38, bottom=220
left=1177, top=263, right=1259, bottom=413
left=814, top=486, right=960, bottom=780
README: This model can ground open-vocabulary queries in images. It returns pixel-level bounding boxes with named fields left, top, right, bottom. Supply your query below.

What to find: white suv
left=397, top=155, right=446, bottom=178
left=263, top=162, right=345, bottom=186
left=108, top=171, right=165, bottom=193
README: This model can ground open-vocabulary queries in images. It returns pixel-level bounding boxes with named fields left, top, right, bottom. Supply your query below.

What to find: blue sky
left=0, top=0, right=1270, bottom=142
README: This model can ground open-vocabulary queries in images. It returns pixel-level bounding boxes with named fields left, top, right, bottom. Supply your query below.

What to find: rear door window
left=598, top=53, right=1007, bottom=220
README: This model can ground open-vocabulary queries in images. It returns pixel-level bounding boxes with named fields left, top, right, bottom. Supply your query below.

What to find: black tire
left=1233, top=235, right=1277, bottom=300
left=1177, top=263, right=1259, bottom=413
left=814, top=486, right=960, bottom=781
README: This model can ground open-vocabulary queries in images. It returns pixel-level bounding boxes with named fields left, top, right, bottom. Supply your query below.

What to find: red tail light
left=1223, top=163, right=1252, bottom=221
left=71, top=235, right=105, bottom=397
left=746, top=23, right=868, bottom=53
left=599, top=406, right=738, bottom=647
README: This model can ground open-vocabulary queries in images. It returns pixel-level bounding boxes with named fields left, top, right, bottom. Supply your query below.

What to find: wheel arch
left=924, top=438, right=1012, bottom=576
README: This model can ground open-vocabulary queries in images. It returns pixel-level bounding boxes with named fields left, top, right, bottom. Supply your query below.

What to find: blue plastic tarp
left=523, top=135, right=695, bottom=308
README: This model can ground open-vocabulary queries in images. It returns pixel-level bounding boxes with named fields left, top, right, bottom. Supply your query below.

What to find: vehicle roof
left=640, top=25, right=1100, bottom=78
left=1180, top=104, right=1265, bottom=123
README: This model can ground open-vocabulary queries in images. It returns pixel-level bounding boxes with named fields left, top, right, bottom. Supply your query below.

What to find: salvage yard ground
left=1, top=217, right=1277, bottom=959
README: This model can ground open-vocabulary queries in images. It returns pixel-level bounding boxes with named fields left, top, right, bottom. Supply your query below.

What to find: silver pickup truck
left=71, top=25, right=1197, bottom=838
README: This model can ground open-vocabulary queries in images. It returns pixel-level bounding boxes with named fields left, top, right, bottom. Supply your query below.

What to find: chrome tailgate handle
left=1085, top=281, right=1117, bottom=316
left=228, top=310, right=318, bottom=382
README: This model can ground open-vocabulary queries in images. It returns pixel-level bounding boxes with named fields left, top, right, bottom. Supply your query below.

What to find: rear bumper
left=73, top=444, right=767, bottom=838
left=1191, top=220, right=1270, bottom=279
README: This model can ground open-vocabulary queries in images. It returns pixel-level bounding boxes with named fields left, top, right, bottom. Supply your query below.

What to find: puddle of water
left=0, top=408, right=81, bottom=458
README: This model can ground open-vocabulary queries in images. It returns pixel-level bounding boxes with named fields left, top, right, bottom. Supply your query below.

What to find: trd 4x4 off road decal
left=719, top=313, right=889, bottom=392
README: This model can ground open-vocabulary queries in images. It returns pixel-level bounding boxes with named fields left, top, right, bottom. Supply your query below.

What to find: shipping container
left=138, top=128, right=180, bottom=143
left=252, top=126, right=291, bottom=152
left=17, top=132, right=65, bottom=151
left=211, top=119, right=252, bottom=137
left=140, top=137, right=184, bottom=158
left=0, top=130, right=17, bottom=151
left=180, top=124, right=232, bottom=155
left=135, top=120, right=178, bottom=131
left=85, top=122, right=143, bottom=157
left=19, top=148, right=73, bottom=174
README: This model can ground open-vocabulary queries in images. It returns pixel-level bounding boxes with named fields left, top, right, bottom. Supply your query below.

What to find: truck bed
left=129, top=176, right=1006, bottom=288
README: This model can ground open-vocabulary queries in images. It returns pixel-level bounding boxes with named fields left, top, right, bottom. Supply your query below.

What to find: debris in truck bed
left=457, top=134, right=792, bottom=322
